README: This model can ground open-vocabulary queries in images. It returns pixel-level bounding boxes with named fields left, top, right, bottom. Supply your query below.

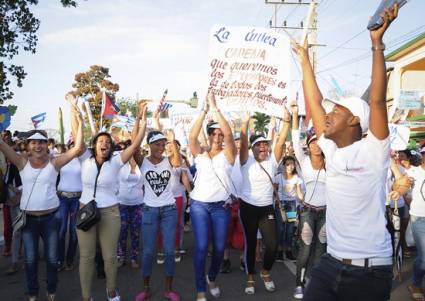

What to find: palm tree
left=252, top=112, right=270, bottom=135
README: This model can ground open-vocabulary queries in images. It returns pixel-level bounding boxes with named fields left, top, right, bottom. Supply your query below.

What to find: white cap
left=323, top=96, right=370, bottom=134
left=207, top=122, right=220, bottom=130
left=251, top=136, right=270, bottom=146
left=27, top=132, right=48, bottom=141
left=147, top=133, right=166, bottom=144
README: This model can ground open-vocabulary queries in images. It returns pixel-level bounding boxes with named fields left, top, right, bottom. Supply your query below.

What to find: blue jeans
left=58, top=195, right=79, bottom=265
left=22, top=210, right=60, bottom=296
left=411, top=215, right=425, bottom=287
left=280, top=200, right=297, bottom=250
left=190, top=200, right=230, bottom=293
left=304, top=254, right=392, bottom=301
left=141, top=204, right=177, bottom=277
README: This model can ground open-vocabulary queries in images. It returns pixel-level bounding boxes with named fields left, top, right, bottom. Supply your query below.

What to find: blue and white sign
left=398, top=90, right=424, bottom=110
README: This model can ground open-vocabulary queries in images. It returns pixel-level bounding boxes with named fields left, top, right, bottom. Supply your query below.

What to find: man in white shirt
left=293, top=4, right=399, bottom=301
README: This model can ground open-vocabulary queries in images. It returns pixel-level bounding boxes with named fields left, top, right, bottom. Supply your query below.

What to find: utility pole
left=265, top=0, right=320, bottom=72
left=309, top=2, right=318, bottom=72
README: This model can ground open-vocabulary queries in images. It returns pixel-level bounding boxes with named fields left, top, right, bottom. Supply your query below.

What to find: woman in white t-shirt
left=0, top=105, right=84, bottom=301
left=290, top=104, right=326, bottom=300
left=238, top=110, right=290, bottom=295
left=117, top=144, right=144, bottom=269
left=77, top=105, right=147, bottom=301
left=275, top=155, right=304, bottom=261
left=56, top=142, right=83, bottom=272
left=135, top=129, right=182, bottom=301
left=188, top=94, right=237, bottom=301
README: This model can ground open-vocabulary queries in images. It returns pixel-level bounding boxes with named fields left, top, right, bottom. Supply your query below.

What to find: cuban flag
left=111, top=114, right=135, bottom=130
left=101, top=91, right=120, bottom=117
left=159, top=103, right=173, bottom=112
left=155, top=89, right=168, bottom=114
left=31, top=112, right=46, bottom=129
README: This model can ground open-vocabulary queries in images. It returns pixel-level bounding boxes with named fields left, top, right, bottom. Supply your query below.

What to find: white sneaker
left=157, top=253, right=165, bottom=264
left=293, top=286, right=304, bottom=299
left=206, top=275, right=221, bottom=298
left=106, top=289, right=120, bottom=301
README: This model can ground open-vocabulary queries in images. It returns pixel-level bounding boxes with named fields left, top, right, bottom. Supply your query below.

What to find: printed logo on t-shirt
left=145, top=170, right=171, bottom=197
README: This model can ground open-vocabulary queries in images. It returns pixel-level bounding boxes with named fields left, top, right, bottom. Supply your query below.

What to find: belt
left=302, top=203, right=326, bottom=211
left=329, top=254, right=393, bottom=267
left=27, top=208, right=58, bottom=217
left=58, top=191, right=82, bottom=198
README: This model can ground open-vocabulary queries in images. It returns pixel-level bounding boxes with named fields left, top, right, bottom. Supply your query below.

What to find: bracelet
left=371, top=43, right=385, bottom=51
left=201, top=110, right=208, bottom=114
left=283, top=119, right=291, bottom=123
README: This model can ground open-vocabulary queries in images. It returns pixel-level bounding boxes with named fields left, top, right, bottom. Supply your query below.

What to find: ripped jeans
left=296, top=205, right=326, bottom=287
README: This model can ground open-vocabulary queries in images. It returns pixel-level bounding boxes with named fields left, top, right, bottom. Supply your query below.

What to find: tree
left=1, top=0, right=79, bottom=103
left=252, top=112, right=270, bottom=135
left=116, top=97, right=138, bottom=117
left=70, top=65, right=119, bottom=130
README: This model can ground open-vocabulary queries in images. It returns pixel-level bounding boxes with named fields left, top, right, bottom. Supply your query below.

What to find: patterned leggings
left=117, top=204, right=142, bottom=261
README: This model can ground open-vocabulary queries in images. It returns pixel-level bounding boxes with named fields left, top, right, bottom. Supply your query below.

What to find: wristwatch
left=371, top=43, right=386, bottom=51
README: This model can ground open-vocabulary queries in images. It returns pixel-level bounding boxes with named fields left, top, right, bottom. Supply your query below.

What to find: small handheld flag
left=102, top=92, right=120, bottom=117
left=31, top=112, right=47, bottom=129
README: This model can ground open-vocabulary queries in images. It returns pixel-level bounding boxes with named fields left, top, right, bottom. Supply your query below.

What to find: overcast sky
left=7, top=0, right=425, bottom=134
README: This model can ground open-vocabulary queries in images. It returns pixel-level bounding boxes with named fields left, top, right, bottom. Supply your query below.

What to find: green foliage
left=0, top=0, right=79, bottom=103
left=252, top=112, right=270, bottom=135
left=70, top=65, right=119, bottom=130
left=116, top=97, right=138, bottom=117
left=7, top=105, right=18, bottom=116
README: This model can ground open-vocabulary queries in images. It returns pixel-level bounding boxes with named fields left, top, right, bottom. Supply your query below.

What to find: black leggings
left=239, top=201, right=278, bottom=274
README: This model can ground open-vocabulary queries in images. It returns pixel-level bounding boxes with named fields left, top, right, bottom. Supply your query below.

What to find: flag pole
left=58, top=107, right=64, bottom=144
left=83, top=99, right=97, bottom=136
left=100, top=90, right=105, bottom=131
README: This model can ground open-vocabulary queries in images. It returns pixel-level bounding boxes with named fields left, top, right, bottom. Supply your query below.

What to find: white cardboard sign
left=207, top=25, right=291, bottom=117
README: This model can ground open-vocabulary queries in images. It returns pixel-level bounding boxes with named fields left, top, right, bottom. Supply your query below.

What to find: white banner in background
left=389, top=123, right=411, bottom=151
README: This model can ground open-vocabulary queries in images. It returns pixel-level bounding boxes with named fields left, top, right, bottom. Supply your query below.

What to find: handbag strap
left=205, top=151, right=234, bottom=197
left=257, top=160, right=275, bottom=189
left=305, top=167, right=322, bottom=205
left=23, top=168, right=43, bottom=212
left=93, top=162, right=103, bottom=200
left=256, top=159, right=279, bottom=201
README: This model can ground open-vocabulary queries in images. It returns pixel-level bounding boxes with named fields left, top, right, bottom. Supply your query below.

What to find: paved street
left=0, top=225, right=417, bottom=301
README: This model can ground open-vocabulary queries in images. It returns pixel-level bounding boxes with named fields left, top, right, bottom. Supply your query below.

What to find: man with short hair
left=293, top=4, right=399, bottom=301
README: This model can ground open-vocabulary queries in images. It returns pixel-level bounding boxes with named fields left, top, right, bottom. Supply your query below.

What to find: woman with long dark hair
left=77, top=104, right=147, bottom=301
left=290, top=103, right=326, bottom=300
left=188, top=94, right=237, bottom=301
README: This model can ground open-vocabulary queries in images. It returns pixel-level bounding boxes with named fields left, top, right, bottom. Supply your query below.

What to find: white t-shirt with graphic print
left=318, top=131, right=392, bottom=259
left=141, top=157, right=175, bottom=207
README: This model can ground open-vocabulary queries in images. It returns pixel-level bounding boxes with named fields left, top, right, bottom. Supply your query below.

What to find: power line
left=319, top=29, right=367, bottom=60
left=317, top=26, right=425, bottom=74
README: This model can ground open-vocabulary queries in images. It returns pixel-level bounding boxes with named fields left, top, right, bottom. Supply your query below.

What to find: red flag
left=102, top=92, right=120, bottom=117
